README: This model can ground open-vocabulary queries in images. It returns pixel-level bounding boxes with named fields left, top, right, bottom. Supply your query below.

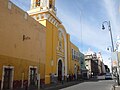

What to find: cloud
left=102, top=0, right=120, bottom=39
left=58, top=10, right=110, bottom=53
left=10, top=0, right=119, bottom=67
left=10, top=0, right=30, bottom=11
left=56, top=0, right=119, bottom=67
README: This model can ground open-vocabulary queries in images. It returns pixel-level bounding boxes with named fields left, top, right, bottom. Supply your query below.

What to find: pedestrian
left=69, top=74, right=71, bottom=81
left=67, top=74, right=69, bottom=82
left=62, top=76, right=64, bottom=84
left=73, top=74, right=75, bottom=80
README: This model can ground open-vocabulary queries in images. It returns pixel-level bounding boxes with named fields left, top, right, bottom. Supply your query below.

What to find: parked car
left=97, top=75, right=105, bottom=80
left=105, top=73, right=112, bottom=80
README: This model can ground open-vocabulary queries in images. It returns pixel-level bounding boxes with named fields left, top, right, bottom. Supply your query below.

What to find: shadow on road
left=43, top=78, right=100, bottom=90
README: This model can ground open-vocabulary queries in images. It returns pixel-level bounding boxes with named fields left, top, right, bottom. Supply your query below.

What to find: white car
left=97, top=75, right=105, bottom=80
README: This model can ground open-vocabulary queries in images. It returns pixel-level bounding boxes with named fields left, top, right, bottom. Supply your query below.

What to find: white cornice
left=27, top=9, right=61, bottom=24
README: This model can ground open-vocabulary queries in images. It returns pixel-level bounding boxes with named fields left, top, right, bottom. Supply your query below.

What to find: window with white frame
left=74, top=50, right=76, bottom=59
left=72, top=49, right=74, bottom=59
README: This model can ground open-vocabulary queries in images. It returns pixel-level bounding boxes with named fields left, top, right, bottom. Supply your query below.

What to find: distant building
left=97, top=52, right=106, bottom=74
left=80, top=52, right=88, bottom=79
left=85, top=53, right=99, bottom=77
left=70, top=42, right=81, bottom=80
left=85, top=50, right=106, bottom=78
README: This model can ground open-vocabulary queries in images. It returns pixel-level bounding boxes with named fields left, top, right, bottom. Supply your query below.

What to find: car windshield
left=106, top=73, right=111, bottom=76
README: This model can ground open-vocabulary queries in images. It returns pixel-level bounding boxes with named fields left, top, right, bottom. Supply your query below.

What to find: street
left=60, top=80, right=114, bottom=90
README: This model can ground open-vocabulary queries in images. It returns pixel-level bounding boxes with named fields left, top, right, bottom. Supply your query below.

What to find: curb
left=43, top=81, right=83, bottom=90
left=111, top=85, right=115, bottom=90
left=111, top=85, right=120, bottom=90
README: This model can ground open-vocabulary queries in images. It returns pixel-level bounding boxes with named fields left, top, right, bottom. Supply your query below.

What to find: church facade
left=28, top=0, right=81, bottom=84
left=0, top=0, right=81, bottom=89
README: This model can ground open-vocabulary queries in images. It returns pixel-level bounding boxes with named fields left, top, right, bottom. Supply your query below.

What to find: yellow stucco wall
left=70, top=42, right=80, bottom=74
left=28, top=0, right=81, bottom=84
left=0, top=0, right=46, bottom=82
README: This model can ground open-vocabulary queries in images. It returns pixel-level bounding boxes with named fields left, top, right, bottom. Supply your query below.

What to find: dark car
left=105, top=73, right=112, bottom=80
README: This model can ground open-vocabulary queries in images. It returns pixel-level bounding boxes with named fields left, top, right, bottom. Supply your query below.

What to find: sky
left=10, top=0, right=120, bottom=69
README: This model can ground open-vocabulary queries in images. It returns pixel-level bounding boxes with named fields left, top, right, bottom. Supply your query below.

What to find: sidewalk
left=115, top=86, right=120, bottom=90
left=42, top=80, right=83, bottom=90
left=17, top=80, right=83, bottom=90
left=17, top=78, right=98, bottom=90
left=42, top=78, right=98, bottom=90
left=113, top=86, right=120, bottom=90
left=111, top=85, right=120, bottom=90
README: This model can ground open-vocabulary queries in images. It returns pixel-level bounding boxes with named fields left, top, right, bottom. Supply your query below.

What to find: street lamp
left=102, top=21, right=114, bottom=52
left=102, top=21, right=120, bottom=85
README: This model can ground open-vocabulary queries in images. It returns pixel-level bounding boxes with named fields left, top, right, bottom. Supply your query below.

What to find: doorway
left=29, top=68, right=37, bottom=86
left=1, top=66, right=14, bottom=90
left=58, top=60, right=62, bottom=81
left=74, top=64, right=77, bottom=80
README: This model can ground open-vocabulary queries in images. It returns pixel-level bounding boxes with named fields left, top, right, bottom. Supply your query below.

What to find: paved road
left=60, top=80, right=114, bottom=90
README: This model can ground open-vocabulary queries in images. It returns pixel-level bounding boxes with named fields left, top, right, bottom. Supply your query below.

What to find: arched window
left=49, top=0, right=53, bottom=8
left=36, top=0, right=40, bottom=7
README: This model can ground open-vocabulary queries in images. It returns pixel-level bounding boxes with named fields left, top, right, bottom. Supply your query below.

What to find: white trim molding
left=57, top=58, right=64, bottom=77
left=58, top=28, right=67, bottom=77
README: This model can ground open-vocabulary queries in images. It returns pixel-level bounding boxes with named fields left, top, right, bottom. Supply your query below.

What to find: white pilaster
left=47, top=0, right=49, bottom=8
left=31, top=0, right=33, bottom=9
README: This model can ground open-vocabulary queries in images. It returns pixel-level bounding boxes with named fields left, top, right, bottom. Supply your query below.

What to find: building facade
left=28, top=0, right=81, bottom=84
left=70, top=42, right=81, bottom=80
left=85, top=54, right=99, bottom=77
left=97, top=52, right=106, bottom=74
left=79, top=52, right=88, bottom=79
left=85, top=50, right=106, bottom=78
left=0, top=0, right=46, bottom=90
left=0, top=0, right=81, bottom=89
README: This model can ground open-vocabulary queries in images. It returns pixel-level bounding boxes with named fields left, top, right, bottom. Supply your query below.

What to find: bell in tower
left=49, top=0, right=55, bottom=9
left=36, top=0, right=40, bottom=7
left=48, top=0, right=56, bottom=14
left=31, top=0, right=41, bottom=9
left=30, top=0, right=56, bottom=15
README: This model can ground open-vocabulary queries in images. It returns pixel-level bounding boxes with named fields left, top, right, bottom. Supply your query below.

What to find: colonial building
left=0, top=0, right=46, bottom=90
left=85, top=50, right=106, bottom=78
left=28, top=0, right=81, bottom=84
left=79, top=52, right=88, bottom=79
left=70, top=42, right=81, bottom=80
left=85, top=53, right=99, bottom=77
left=85, top=51, right=99, bottom=77
left=97, top=52, right=106, bottom=74
left=0, top=0, right=81, bottom=89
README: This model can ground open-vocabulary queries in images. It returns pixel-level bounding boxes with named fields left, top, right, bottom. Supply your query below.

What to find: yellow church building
left=28, top=0, right=81, bottom=84
left=0, top=0, right=81, bottom=89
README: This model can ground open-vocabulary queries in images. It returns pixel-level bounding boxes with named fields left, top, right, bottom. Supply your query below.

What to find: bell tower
left=30, top=0, right=56, bottom=15
left=28, top=0, right=60, bottom=28
left=28, top=0, right=62, bottom=85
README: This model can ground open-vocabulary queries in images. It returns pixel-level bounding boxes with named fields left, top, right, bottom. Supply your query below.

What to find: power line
left=73, top=0, right=84, bottom=52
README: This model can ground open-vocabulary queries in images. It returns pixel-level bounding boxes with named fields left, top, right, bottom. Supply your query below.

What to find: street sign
left=111, top=52, right=118, bottom=67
